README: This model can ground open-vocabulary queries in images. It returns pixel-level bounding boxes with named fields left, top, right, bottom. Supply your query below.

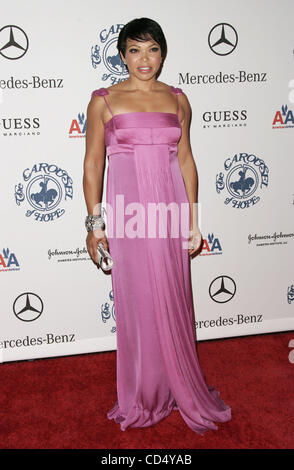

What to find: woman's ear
left=120, top=52, right=126, bottom=65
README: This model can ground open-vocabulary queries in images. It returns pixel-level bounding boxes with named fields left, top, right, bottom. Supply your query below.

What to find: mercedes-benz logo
left=208, top=23, right=238, bottom=56
left=209, top=276, right=236, bottom=303
left=0, top=25, right=29, bottom=60
left=13, top=292, right=43, bottom=322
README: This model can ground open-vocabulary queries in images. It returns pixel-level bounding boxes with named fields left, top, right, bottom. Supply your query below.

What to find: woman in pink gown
left=83, top=18, right=231, bottom=435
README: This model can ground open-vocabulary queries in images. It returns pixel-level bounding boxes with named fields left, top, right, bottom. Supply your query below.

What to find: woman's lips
left=137, top=67, right=152, bottom=73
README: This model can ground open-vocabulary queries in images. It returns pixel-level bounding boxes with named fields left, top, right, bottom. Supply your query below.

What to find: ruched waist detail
left=107, top=143, right=178, bottom=157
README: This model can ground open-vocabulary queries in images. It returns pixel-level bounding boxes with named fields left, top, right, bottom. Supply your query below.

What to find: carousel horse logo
left=14, top=163, right=73, bottom=222
left=287, top=284, right=294, bottom=304
left=215, top=152, right=269, bottom=209
left=101, top=289, right=116, bottom=333
left=91, top=24, right=129, bottom=84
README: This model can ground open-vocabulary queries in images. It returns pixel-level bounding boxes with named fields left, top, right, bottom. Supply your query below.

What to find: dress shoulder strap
left=170, top=86, right=183, bottom=95
left=91, top=87, right=113, bottom=116
left=170, top=86, right=183, bottom=115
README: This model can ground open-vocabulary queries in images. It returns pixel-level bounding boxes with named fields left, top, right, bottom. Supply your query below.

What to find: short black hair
left=117, top=18, right=167, bottom=60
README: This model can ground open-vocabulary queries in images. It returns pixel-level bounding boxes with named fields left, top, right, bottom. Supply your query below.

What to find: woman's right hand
left=86, top=229, right=108, bottom=267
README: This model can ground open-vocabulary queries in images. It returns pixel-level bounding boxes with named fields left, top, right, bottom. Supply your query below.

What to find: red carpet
left=1, top=331, right=293, bottom=449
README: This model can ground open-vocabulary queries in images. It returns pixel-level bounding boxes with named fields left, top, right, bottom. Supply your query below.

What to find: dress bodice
left=91, top=86, right=183, bottom=151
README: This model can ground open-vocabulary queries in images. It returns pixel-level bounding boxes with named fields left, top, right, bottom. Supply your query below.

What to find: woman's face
left=122, top=36, right=162, bottom=81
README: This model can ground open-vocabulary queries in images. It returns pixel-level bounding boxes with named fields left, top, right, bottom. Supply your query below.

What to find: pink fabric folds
left=93, top=86, right=231, bottom=434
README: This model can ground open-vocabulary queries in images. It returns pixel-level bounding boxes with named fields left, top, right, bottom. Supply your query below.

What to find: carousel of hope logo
left=14, top=163, right=73, bottom=222
left=215, top=152, right=269, bottom=209
left=91, top=23, right=129, bottom=84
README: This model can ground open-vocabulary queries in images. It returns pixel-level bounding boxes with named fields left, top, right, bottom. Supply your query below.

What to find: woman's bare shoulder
left=153, top=81, right=173, bottom=92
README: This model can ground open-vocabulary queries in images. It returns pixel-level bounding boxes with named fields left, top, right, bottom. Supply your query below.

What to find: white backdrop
left=1, top=0, right=293, bottom=362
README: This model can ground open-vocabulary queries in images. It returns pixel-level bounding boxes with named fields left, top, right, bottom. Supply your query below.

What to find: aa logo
left=272, top=105, right=294, bottom=129
left=69, top=113, right=86, bottom=138
left=199, top=233, right=222, bottom=256
left=0, top=248, right=20, bottom=272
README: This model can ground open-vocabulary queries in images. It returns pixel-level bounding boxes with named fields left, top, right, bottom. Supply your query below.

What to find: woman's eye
left=129, top=48, right=138, bottom=53
left=151, top=47, right=159, bottom=52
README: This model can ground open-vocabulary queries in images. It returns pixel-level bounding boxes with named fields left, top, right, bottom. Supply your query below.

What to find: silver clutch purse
left=97, top=242, right=114, bottom=271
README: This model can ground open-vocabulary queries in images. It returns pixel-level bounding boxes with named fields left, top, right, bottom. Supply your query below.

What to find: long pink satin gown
left=91, top=86, right=231, bottom=435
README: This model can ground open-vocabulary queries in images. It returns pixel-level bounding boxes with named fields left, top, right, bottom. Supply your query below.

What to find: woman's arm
left=83, top=96, right=108, bottom=265
left=177, top=93, right=202, bottom=255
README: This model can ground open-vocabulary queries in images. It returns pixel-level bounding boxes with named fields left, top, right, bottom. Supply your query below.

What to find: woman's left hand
left=188, top=225, right=203, bottom=256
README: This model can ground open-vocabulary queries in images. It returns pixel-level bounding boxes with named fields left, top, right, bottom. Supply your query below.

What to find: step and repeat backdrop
left=1, top=0, right=293, bottom=362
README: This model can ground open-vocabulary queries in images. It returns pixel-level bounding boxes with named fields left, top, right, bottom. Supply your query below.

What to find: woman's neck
left=123, top=76, right=159, bottom=93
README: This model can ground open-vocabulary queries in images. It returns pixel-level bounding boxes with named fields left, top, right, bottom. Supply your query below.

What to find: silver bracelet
left=85, top=215, right=105, bottom=232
